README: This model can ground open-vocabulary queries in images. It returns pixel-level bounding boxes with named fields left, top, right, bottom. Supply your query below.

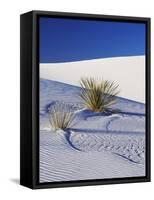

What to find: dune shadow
left=68, top=128, right=144, bottom=135
left=64, top=129, right=82, bottom=151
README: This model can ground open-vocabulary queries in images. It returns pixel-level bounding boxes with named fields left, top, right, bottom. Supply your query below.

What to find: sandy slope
left=39, top=79, right=145, bottom=183
left=40, top=56, right=145, bottom=103
left=40, top=130, right=145, bottom=182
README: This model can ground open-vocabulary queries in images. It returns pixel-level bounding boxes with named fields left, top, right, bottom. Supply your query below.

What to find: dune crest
left=40, top=56, right=145, bottom=103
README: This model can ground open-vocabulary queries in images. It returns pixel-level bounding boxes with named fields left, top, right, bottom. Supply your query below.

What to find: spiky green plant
left=79, top=77, right=119, bottom=112
left=48, top=104, right=75, bottom=131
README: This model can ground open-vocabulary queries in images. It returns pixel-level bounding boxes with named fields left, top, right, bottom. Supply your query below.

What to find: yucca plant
left=48, top=104, right=75, bottom=131
left=79, top=77, right=119, bottom=112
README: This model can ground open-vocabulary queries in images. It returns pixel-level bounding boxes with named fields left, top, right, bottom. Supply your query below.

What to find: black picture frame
left=20, top=10, right=151, bottom=189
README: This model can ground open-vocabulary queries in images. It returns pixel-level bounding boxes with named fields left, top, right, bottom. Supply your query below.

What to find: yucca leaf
left=48, top=104, right=75, bottom=131
left=79, top=77, right=119, bottom=112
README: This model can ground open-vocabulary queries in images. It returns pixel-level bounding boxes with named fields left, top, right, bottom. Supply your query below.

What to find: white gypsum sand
left=39, top=79, right=145, bottom=183
left=40, top=56, right=145, bottom=103
left=40, top=130, right=145, bottom=182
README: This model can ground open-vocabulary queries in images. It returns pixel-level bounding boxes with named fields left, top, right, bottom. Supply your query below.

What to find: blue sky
left=39, top=17, right=145, bottom=63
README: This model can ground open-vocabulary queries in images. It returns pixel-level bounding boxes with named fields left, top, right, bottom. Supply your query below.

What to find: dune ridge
left=40, top=56, right=145, bottom=103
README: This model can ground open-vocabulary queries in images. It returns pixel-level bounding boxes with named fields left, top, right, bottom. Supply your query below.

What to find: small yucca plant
left=79, top=77, right=119, bottom=112
left=48, top=104, right=75, bottom=131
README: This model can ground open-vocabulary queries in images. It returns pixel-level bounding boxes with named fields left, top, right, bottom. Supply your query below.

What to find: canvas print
left=39, top=17, right=145, bottom=183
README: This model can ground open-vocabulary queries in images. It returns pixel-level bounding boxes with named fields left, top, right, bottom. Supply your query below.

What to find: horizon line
left=40, top=54, right=145, bottom=64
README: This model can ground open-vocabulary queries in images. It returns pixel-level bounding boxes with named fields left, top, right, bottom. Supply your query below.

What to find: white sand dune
left=40, top=56, right=145, bottom=103
left=40, top=130, right=145, bottom=183
left=39, top=79, right=145, bottom=183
